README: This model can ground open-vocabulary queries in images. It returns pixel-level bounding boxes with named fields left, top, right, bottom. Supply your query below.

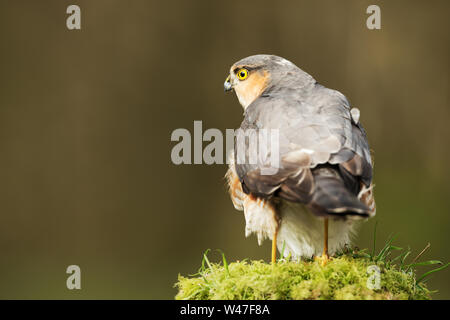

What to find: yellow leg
left=323, top=217, right=328, bottom=258
left=271, top=228, right=278, bottom=264
left=315, top=218, right=330, bottom=266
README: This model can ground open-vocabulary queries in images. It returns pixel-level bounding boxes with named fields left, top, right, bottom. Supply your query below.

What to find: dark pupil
left=240, top=71, right=246, bottom=77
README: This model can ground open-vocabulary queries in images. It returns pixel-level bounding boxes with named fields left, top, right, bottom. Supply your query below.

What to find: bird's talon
left=315, top=254, right=331, bottom=266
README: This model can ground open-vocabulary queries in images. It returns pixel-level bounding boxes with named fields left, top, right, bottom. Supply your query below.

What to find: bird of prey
left=224, top=55, right=375, bottom=264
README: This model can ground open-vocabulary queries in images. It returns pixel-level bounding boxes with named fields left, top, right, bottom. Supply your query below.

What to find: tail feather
left=307, top=166, right=371, bottom=218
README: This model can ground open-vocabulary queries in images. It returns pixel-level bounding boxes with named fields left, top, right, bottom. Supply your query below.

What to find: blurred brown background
left=0, top=0, right=448, bottom=299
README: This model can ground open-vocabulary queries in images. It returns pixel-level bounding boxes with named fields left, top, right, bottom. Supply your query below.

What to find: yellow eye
left=237, top=68, right=248, bottom=80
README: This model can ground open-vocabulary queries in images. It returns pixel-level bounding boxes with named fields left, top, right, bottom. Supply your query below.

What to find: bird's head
left=224, top=54, right=313, bottom=109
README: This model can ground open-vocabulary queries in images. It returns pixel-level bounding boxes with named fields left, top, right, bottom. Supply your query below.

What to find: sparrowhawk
left=224, top=54, right=375, bottom=264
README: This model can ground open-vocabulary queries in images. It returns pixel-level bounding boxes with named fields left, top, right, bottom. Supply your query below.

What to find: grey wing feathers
left=234, top=84, right=373, bottom=218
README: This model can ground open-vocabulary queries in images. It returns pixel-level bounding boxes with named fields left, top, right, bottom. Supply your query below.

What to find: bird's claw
left=314, top=253, right=331, bottom=266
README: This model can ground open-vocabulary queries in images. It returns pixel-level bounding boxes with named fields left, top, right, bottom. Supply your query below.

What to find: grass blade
left=411, top=243, right=430, bottom=264
left=391, top=247, right=410, bottom=267
left=376, top=233, right=396, bottom=262
left=217, top=249, right=230, bottom=276
left=400, top=248, right=411, bottom=269
left=408, top=260, right=442, bottom=268
left=203, top=251, right=214, bottom=273
left=417, top=263, right=450, bottom=283
left=201, top=249, right=211, bottom=273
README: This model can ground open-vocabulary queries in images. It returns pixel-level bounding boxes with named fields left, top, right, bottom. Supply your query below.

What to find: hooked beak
left=224, top=75, right=232, bottom=92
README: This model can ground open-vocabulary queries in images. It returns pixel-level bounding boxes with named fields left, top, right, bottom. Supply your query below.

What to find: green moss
left=175, top=252, right=433, bottom=300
